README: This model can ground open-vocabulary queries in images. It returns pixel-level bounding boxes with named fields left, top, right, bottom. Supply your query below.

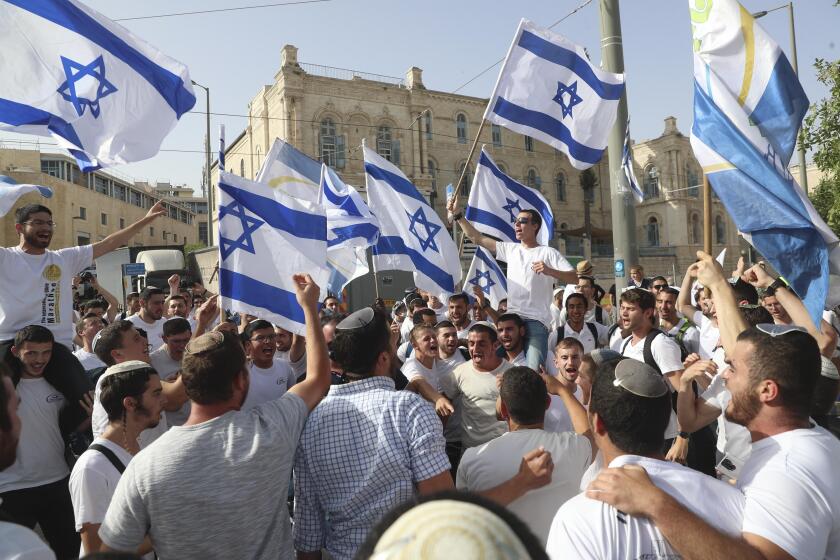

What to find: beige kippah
left=370, top=499, right=530, bottom=559
left=185, top=331, right=225, bottom=355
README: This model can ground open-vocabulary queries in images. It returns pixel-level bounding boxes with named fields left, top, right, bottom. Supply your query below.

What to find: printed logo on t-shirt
left=634, top=539, right=680, bottom=560
left=46, top=393, right=63, bottom=404
left=41, top=264, right=62, bottom=325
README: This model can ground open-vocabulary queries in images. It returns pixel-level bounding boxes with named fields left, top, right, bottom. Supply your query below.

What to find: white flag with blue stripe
left=688, top=0, right=840, bottom=321
left=0, top=175, right=53, bottom=217
left=465, top=247, right=508, bottom=308
left=217, top=171, right=329, bottom=335
left=484, top=19, right=625, bottom=170
left=622, top=121, right=645, bottom=204
left=466, top=147, right=554, bottom=246
left=364, top=147, right=461, bottom=299
left=0, top=0, right=195, bottom=171
left=256, top=138, right=322, bottom=203
left=321, top=164, right=380, bottom=293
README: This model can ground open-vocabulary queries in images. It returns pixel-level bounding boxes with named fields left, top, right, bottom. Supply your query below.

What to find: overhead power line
left=113, top=0, right=332, bottom=22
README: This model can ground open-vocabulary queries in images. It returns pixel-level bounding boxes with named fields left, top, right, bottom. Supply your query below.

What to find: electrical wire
left=113, top=0, right=332, bottom=22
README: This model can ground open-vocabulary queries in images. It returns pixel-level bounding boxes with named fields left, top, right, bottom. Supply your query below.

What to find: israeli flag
left=465, top=247, right=508, bottom=308
left=321, top=164, right=380, bottom=294
left=484, top=19, right=624, bottom=170
left=256, top=139, right=322, bottom=203
left=0, top=0, right=195, bottom=171
left=364, top=147, right=462, bottom=298
left=622, top=121, right=645, bottom=204
left=466, top=147, right=554, bottom=246
left=217, top=171, right=329, bottom=335
left=689, top=0, right=840, bottom=321
left=0, top=175, right=53, bottom=217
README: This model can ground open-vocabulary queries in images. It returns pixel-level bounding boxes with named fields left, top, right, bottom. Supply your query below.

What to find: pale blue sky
left=3, top=0, right=839, bottom=190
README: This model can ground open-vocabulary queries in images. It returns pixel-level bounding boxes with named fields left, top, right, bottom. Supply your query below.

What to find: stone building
left=136, top=181, right=209, bottom=245
left=0, top=147, right=198, bottom=249
left=213, top=44, right=742, bottom=283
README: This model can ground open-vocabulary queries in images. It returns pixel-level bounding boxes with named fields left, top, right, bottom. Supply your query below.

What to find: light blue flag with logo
left=364, top=146, right=461, bottom=299
left=622, top=120, right=645, bottom=204
left=217, top=171, right=329, bottom=335
left=0, top=175, right=53, bottom=217
left=484, top=19, right=625, bottom=170
left=689, top=0, right=840, bottom=321
left=0, top=0, right=195, bottom=171
left=466, top=147, right=554, bottom=246
left=321, top=164, right=380, bottom=294
left=464, top=247, right=508, bottom=308
left=256, top=138, right=322, bottom=203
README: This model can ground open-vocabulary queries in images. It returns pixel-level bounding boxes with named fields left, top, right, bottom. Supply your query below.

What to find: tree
left=801, top=51, right=840, bottom=234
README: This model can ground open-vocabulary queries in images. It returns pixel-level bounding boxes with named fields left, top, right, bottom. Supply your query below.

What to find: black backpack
left=556, top=322, right=602, bottom=349
left=620, top=329, right=667, bottom=374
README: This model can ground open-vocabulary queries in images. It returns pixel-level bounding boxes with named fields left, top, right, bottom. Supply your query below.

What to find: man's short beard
left=725, top=387, right=762, bottom=426
left=23, top=231, right=50, bottom=248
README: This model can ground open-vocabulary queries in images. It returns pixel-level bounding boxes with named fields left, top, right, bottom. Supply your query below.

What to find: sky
left=2, top=0, right=838, bottom=192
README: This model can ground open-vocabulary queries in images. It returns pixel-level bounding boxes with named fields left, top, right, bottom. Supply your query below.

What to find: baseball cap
left=612, top=359, right=669, bottom=398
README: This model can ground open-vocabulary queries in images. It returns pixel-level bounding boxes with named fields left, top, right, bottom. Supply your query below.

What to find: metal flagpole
left=703, top=175, right=712, bottom=254
left=362, top=137, right=381, bottom=299
left=450, top=116, right=488, bottom=257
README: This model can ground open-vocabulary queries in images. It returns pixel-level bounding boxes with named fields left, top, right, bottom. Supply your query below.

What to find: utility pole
left=787, top=2, right=808, bottom=192
left=600, top=0, right=637, bottom=293
left=192, top=80, right=213, bottom=246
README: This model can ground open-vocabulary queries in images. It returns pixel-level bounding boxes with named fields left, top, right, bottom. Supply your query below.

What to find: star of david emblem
left=218, top=201, right=264, bottom=260
left=468, top=269, right=496, bottom=295
left=56, top=56, right=118, bottom=119
left=406, top=207, right=441, bottom=253
left=502, top=197, right=522, bottom=223
left=552, top=80, right=583, bottom=119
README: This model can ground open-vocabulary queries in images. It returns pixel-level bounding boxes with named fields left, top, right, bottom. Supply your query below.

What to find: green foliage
left=183, top=242, right=207, bottom=256
left=579, top=168, right=598, bottom=191
left=809, top=178, right=840, bottom=234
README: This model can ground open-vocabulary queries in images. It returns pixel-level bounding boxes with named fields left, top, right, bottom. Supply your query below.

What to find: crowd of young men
left=0, top=199, right=838, bottom=560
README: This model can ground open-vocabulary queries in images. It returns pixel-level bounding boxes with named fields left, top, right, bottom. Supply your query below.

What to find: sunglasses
left=652, top=284, right=667, bottom=290
left=514, top=217, right=531, bottom=225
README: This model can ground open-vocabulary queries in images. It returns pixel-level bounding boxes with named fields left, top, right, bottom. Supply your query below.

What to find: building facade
left=212, top=44, right=742, bottom=283
left=136, top=181, right=209, bottom=245
left=0, top=148, right=198, bottom=249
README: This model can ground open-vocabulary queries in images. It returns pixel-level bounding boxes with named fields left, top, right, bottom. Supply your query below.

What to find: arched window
left=320, top=118, right=337, bottom=167
left=497, top=163, right=508, bottom=175
left=240, top=159, right=245, bottom=177
left=457, top=161, right=473, bottom=194
left=556, top=173, right=567, bottom=202
left=715, top=215, right=726, bottom=244
left=255, top=145, right=262, bottom=171
left=689, top=213, right=701, bottom=245
left=526, top=168, right=541, bottom=190
left=377, top=125, right=399, bottom=164
left=491, top=124, right=502, bottom=147
left=647, top=216, right=660, bottom=247
left=427, top=159, right=437, bottom=191
left=643, top=165, right=660, bottom=199
left=424, top=111, right=433, bottom=140
left=524, top=135, right=534, bottom=152
left=456, top=114, right=467, bottom=144
left=687, top=165, right=700, bottom=198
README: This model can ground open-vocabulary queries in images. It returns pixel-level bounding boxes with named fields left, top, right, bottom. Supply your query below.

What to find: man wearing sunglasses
left=588, top=251, right=840, bottom=560
left=451, top=208, right=577, bottom=372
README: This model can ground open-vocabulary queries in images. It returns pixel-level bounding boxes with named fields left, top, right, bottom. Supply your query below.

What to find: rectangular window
left=130, top=190, right=143, bottom=207
left=492, top=125, right=502, bottom=147
left=78, top=207, right=87, bottom=220
left=100, top=213, right=107, bottom=225
left=94, top=175, right=109, bottom=195
left=41, top=160, right=61, bottom=178
left=112, top=183, right=127, bottom=201
left=149, top=226, right=154, bottom=237
left=320, top=132, right=336, bottom=167
left=524, top=136, right=534, bottom=152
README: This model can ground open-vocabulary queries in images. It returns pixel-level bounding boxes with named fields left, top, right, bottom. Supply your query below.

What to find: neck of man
left=747, top=411, right=812, bottom=443
left=415, top=352, right=434, bottom=369
left=138, top=311, right=156, bottom=325
left=102, top=418, right=143, bottom=456
left=521, top=238, right=538, bottom=249
left=601, top=441, right=666, bottom=466
left=631, top=322, right=654, bottom=342
left=454, top=316, right=470, bottom=329
left=473, top=357, right=502, bottom=372
left=82, top=337, right=96, bottom=353
left=567, top=318, right=585, bottom=332
left=439, top=347, right=456, bottom=360
left=185, top=401, right=239, bottom=426
left=251, top=357, right=272, bottom=369
left=505, top=345, right=523, bottom=361
left=659, top=314, right=679, bottom=331
left=555, top=374, right=576, bottom=390
left=19, top=368, right=44, bottom=380
left=18, top=239, right=46, bottom=255
left=508, top=419, right=544, bottom=432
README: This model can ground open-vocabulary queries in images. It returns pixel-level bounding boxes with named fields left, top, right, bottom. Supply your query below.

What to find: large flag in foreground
left=0, top=175, right=53, bottom=217
left=256, top=139, right=322, bottom=203
left=0, top=0, right=195, bottom=171
left=321, top=164, right=380, bottom=294
left=217, top=171, right=328, bottom=335
left=466, top=148, right=554, bottom=246
left=364, top=147, right=461, bottom=298
left=484, top=19, right=624, bottom=170
left=465, top=247, right=508, bottom=308
left=688, top=0, right=840, bottom=321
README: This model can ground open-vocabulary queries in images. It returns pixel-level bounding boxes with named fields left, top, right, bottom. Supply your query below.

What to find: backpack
left=556, top=322, right=602, bottom=349
left=594, top=305, right=604, bottom=324
left=620, top=329, right=666, bottom=374
left=88, top=443, right=126, bottom=474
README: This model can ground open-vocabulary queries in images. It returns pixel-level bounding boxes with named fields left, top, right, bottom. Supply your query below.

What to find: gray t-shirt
left=99, top=392, right=308, bottom=559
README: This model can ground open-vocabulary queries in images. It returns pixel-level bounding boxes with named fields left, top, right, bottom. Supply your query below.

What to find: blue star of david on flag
left=468, top=269, right=496, bottom=295
left=552, top=80, right=583, bottom=119
left=502, top=197, right=522, bottom=223
left=218, top=201, right=264, bottom=260
left=56, top=56, right=118, bottom=119
left=406, top=206, right=441, bottom=253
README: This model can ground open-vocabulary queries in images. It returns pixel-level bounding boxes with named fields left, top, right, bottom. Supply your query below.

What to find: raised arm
left=93, top=201, right=167, bottom=259
left=448, top=196, right=497, bottom=254
left=289, top=274, right=331, bottom=411
left=676, top=359, right=723, bottom=432
left=90, top=277, right=119, bottom=323
left=693, top=252, right=748, bottom=357
left=471, top=286, right=500, bottom=323
left=678, top=266, right=700, bottom=319
left=542, top=372, right=595, bottom=461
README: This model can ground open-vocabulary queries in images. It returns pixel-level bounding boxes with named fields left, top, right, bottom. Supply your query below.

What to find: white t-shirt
left=92, top=371, right=168, bottom=448
left=242, top=360, right=297, bottom=411
left=547, top=321, right=608, bottom=358
left=693, top=310, right=720, bottom=359
left=0, top=378, right=69, bottom=493
left=149, top=346, right=190, bottom=427
left=737, top=426, right=840, bottom=559
left=620, top=332, right=683, bottom=439
left=438, top=351, right=467, bottom=375
left=458, top=429, right=591, bottom=545
left=436, top=352, right=467, bottom=443
left=402, top=357, right=443, bottom=391
left=399, top=317, right=414, bottom=344
left=701, top=371, right=752, bottom=473
left=0, top=521, right=55, bottom=560
left=544, top=385, right=584, bottom=434
left=507, top=351, right=527, bottom=367
left=454, top=319, right=479, bottom=340
left=73, top=348, right=105, bottom=370
left=547, top=454, right=744, bottom=559
left=495, top=243, right=573, bottom=327
left=441, top=360, right=511, bottom=448
left=663, top=317, right=701, bottom=356
left=0, top=245, right=93, bottom=347
left=127, top=315, right=166, bottom=350
left=276, top=349, right=306, bottom=379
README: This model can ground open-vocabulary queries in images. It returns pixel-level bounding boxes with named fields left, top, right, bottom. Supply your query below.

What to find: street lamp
left=191, top=80, right=213, bottom=246
left=752, top=3, right=808, bottom=191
